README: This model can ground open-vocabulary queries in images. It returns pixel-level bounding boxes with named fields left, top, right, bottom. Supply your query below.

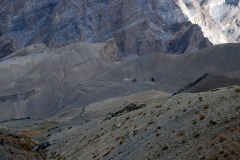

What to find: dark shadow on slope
left=172, top=73, right=240, bottom=95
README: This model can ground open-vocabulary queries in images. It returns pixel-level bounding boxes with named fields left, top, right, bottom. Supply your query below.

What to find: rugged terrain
left=1, top=0, right=240, bottom=59
left=0, top=42, right=240, bottom=121
left=0, top=0, right=240, bottom=159
left=177, top=0, right=240, bottom=44
left=0, top=127, right=44, bottom=159
left=44, top=85, right=240, bottom=160
left=0, top=0, right=213, bottom=58
left=0, top=42, right=239, bottom=159
left=2, top=84, right=238, bottom=160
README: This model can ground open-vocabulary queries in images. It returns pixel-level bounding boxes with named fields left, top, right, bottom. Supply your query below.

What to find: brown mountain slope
left=0, top=43, right=240, bottom=121
left=0, top=128, right=44, bottom=160
left=45, top=85, right=240, bottom=160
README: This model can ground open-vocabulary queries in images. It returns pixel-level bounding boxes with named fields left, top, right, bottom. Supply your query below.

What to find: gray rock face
left=0, top=0, right=212, bottom=58
left=0, top=90, right=36, bottom=103
left=177, top=0, right=240, bottom=44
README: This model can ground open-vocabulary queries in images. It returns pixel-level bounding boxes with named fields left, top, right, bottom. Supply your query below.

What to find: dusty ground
left=0, top=42, right=240, bottom=159
left=44, top=85, right=240, bottom=160
left=0, top=42, right=240, bottom=121
left=0, top=79, right=240, bottom=160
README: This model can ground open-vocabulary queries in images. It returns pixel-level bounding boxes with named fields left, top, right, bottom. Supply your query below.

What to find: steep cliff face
left=0, top=0, right=212, bottom=58
left=177, top=0, right=240, bottom=44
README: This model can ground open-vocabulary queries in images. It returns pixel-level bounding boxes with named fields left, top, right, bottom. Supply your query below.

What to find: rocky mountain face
left=1, top=1, right=240, bottom=159
left=177, top=0, right=240, bottom=44
left=0, top=0, right=213, bottom=59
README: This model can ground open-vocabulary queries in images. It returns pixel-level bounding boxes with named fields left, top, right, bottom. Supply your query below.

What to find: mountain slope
left=0, top=43, right=240, bottom=121
left=46, top=85, right=240, bottom=160
left=173, top=73, right=240, bottom=95
left=0, top=128, right=44, bottom=159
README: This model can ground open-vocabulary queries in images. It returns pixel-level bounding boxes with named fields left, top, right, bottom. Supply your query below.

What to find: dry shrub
left=204, top=104, right=210, bottom=109
left=200, top=114, right=205, bottom=120
left=103, top=150, right=111, bottom=157
left=178, top=131, right=185, bottom=136
left=162, top=145, right=168, bottom=151
left=235, top=88, right=240, bottom=92
left=219, top=136, right=227, bottom=142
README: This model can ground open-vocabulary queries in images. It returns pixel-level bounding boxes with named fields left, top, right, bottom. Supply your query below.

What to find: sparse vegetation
left=162, top=145, right=168, bottom=151
left=235, top=88, right=240, bottom=92
left=204, top=104, right=210, bottom=109
left=19, top=121, right=58, bottom=138
left=223, top=153, right=229, bottom=157
left=155, top=105, right=162, bottom=108
left=209, top=120, right=217, bottom=125
left=2, top=74, right=240, bottom=160
left=219, top=136, right=227, bottom=142
left=230, top=150, right=235, bottom=155
left=195, top=133, right=200, bottom=138
left=200, top=114, right=205, bottom=120
left=103, top=150, right=111, bottom=157
left=148, top=121, right=154, bottom=125
left=178, top=131, right=185, bottom=136
left=193, top=120, right=197, bottom=125
left=133, top=130, right=138, bottom=136
left=236, top=106, right=240, bottom=110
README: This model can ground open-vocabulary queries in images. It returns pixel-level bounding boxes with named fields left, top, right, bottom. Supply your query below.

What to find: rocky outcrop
left=104, top=103, right=146, bottom=121
left=0, top=0, right=212, bottom=59
left=99, top=38, right=122, bottom=62
left=177, top=0, right=240, bottom=44
left=0, top=89, right=37, bottom=103
left=0, top=36, right=20, bottom=59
